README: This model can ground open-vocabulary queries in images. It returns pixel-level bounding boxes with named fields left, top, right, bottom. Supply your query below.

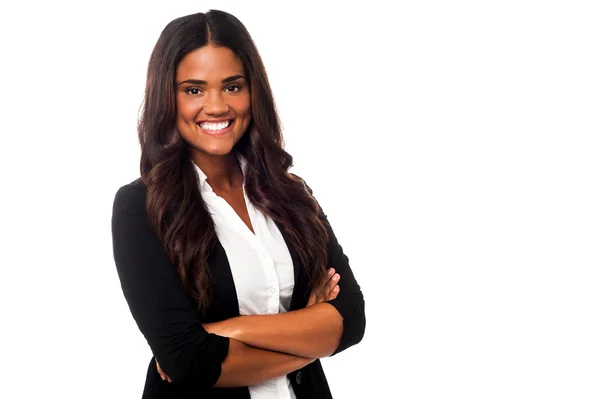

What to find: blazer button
left=295, top=371, right=303, bottom=385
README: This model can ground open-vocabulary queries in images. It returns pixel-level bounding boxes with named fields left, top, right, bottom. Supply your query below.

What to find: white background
left=1, top=1, right=599, bottom=398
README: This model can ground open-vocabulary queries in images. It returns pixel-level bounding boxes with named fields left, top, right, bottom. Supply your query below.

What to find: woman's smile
left=196, top=119, right=235, bottom=136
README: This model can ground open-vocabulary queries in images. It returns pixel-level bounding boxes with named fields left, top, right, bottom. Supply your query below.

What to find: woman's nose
left=203, top=92, right=229, bottom=115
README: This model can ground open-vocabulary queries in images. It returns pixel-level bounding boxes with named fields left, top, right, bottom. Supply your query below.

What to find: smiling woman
left=111, top=9, right=365, bottom=399
left=176, top=47, right=252, bottom=155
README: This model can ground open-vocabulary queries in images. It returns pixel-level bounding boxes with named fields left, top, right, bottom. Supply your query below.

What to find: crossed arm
left=157, top=269, right=343, bottom=386
left=112, top=181, right=365, bottom=389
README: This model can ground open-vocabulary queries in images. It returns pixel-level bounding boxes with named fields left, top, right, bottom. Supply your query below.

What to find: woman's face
left=175, top=45, right=251, bottom=159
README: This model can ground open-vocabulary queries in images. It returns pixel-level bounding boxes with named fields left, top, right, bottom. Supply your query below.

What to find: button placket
left=266, top=280, right=279, bottom=314
left=248, top=220, right=280, bottom=314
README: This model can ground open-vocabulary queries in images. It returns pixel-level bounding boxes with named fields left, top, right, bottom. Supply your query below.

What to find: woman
left=111, top=10, right=365, bottom=399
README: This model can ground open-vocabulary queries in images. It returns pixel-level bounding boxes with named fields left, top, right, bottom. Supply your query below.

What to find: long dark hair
left=138, top=10, right=329, bottom=312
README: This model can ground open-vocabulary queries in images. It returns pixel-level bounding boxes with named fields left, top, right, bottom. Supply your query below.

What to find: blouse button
left=295, top=371, right=303, bottom=384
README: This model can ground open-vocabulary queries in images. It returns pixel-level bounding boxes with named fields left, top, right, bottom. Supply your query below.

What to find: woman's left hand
left=307, top=267, right=340, bottom=307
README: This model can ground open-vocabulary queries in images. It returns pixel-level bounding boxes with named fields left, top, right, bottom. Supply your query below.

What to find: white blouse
left=193, top=154, right=297, bottom=399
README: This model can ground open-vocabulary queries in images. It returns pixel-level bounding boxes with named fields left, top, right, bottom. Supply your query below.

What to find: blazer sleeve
left=298, top=176, right=366, bottom=356
left=111, top=181, right=230, bottom=387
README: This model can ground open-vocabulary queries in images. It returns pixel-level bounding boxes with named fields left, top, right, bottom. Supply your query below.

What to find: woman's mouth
left=197, top=119, right=234, bottom=135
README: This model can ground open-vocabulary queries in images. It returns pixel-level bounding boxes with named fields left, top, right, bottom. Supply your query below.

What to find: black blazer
left=111, top=177, right=366, bottom=399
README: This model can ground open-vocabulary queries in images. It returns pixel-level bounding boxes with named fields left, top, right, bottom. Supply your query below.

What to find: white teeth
left=200, top=120, right=231, bottom=131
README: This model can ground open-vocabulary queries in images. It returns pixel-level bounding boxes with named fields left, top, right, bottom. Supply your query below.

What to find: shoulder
left=289, top=172, right=329, bottom=221
left=289, top=172, right=314, bottom=195
left=112, top=178, right=148, bottom=216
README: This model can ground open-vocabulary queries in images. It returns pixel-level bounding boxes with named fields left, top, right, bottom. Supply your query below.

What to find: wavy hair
left=137, top=10, right=329, bottom=312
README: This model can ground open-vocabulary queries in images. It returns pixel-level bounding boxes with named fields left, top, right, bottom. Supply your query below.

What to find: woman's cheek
left=178, top=97, right=201, bottom=121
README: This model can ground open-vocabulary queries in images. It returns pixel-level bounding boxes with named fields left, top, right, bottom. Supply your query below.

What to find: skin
left=157, top=44, right=344, bottom=385
left=176, top=44, right=253, bottom=231
left=157, top=271, right=340, bottom=383
left=203, top=273, right=343, bottom=359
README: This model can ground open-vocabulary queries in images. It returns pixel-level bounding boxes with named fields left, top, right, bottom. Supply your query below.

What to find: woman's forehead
left=176, top=45, right=245, bottom=82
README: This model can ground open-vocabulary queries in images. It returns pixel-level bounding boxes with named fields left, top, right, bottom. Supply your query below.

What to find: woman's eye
left=225, top=84, right=240, bottom=93
left=186, top=88, right=201, bottom=95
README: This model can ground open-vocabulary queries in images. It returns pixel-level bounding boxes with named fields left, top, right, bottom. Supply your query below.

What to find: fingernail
left=328, top=268, right=335, bottom=275
left=333, top=274, right=339, bottom=281
left=334, top=286, right=339, bottom=292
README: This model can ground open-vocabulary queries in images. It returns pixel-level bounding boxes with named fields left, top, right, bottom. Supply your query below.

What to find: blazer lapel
left=203, top=240, right=240, bottom=322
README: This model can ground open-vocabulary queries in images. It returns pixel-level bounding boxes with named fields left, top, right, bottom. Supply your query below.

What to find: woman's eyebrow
left=178, top=75, right=246, bottom=86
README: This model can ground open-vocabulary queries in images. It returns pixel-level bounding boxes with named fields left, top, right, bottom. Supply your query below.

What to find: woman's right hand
left=156, top=359, right=172, bottom=383
left=306, top=267, right=340, bottom=307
